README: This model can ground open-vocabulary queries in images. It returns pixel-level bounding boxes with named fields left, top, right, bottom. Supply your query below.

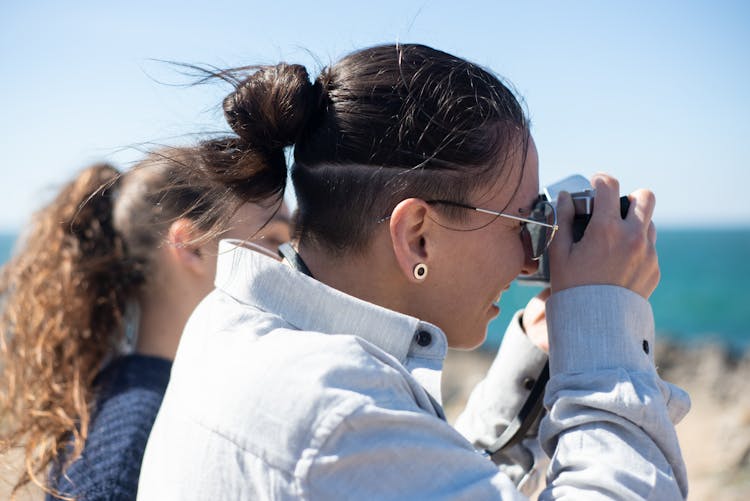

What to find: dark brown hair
left=0, top=141, right=281, bottom=499
left=217, top=43, right=529, bottom=254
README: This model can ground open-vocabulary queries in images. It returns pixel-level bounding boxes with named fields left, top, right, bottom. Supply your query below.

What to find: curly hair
left=0, top=163, right=138, bottom=499
left=0, top=140, right=285, bottom=499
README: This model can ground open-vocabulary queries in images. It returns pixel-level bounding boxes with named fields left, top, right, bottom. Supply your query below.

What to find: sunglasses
left=424, top=198, right=559, bottom=261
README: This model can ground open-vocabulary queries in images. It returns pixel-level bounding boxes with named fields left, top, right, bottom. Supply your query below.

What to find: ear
left=388, top=198, right=433, bottom=283
left=165, top=218, right=212, bottom=277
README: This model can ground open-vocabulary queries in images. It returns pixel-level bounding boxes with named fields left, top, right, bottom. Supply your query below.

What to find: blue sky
left=1, top=1, right=748, bottom=231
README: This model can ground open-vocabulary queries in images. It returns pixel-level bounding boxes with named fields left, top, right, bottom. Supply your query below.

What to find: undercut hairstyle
left=213, top=43, right=529, bottom=255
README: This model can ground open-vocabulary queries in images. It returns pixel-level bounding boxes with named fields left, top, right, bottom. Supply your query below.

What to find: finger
left=591, top=173, right=621, bottom=222
left=524, top=297, right=545, bottom=322
left=525, top=288, right=550, bottom=323
left=629, top=188, right=656, bottom=226
left=526, top=289, right=550, bottom=317
left=549, top=191, right=573, bottom=256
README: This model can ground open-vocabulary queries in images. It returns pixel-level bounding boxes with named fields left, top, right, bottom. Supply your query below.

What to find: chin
left=447, top=327, right=488, bottom=351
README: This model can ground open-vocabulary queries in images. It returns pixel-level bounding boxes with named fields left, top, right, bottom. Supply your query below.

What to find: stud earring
left=413, top=263, right=428, bottom=280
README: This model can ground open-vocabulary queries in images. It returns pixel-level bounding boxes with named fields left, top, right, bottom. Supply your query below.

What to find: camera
left=517, top=175, right=630, bottom=287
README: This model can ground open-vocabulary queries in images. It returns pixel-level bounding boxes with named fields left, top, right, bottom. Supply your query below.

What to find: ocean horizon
left=1, top=228, right=748, bottom=352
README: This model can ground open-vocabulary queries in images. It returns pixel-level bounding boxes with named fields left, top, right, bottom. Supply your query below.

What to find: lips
left=491, top=293, right=503, bottom=310
left=494, top=286, right=509, bottom=304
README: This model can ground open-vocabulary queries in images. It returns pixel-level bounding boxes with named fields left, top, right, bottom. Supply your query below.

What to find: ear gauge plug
left=413, top=263, right=428, bottom=281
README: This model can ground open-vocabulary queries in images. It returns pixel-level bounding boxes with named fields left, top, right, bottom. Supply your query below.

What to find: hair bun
left=223, top=63, right=316, bottom=148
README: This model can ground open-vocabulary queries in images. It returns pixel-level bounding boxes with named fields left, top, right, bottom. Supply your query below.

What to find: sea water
left=485, top=228, right=750, bottom=352
left=1, top=229, right=748, bottom=351
left=0, top=233, right=14, bottom=267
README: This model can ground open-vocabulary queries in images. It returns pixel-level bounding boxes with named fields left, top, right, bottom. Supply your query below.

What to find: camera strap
left=279, top=243, right=314, bottom=278
left=485, top=361, right=549, bottom=458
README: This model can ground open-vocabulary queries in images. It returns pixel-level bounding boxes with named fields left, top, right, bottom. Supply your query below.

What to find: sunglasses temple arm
left=473, top=208, right=557, bottom=230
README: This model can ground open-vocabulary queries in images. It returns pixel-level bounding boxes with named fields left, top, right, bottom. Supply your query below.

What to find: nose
left=519, top=251, right=539, bottom=276
left=518, top=227, right=540, bottom=276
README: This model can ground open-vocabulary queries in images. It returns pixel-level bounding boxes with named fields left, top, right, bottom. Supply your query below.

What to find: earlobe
left=413, top=263, right=428, bottom=280
left=389, top=199, right=432, bottom=283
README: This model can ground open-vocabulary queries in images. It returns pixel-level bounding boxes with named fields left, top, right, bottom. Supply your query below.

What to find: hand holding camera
left=521, top=288, right=551, bottom=352
left=549, top=174, right=659, bottom=299
left=489, top=174, right=659, bottom=458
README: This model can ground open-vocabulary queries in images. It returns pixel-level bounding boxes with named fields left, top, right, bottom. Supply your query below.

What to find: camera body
left=517, top=175, right=630, bottom=287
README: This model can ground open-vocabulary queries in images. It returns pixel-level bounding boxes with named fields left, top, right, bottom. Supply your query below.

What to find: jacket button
left=642, top=339, right=650, bottom=354
left=522, top=377, right=535, bottom=390
left=415, top=331, right=432, bottom=347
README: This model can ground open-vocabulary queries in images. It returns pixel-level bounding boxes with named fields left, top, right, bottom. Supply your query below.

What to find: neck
left=297, top=238, right=408, bottom=315
left=134, top=285, right=196, bottom=360
left=131, top=242, right=214, bottom=360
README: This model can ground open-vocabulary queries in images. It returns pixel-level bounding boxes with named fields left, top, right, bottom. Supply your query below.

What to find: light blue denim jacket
left=138, top=241, right=690, bottom=500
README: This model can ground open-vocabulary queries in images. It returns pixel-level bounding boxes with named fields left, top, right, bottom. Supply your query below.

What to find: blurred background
left=2, top=1, right=749, bottom=499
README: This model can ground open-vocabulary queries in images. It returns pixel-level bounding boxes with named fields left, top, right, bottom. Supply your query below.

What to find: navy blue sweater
left=47, top=354, right=172, bottom=501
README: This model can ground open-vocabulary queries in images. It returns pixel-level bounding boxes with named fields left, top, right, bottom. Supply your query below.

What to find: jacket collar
left=214, top=240, right=447, bottom=366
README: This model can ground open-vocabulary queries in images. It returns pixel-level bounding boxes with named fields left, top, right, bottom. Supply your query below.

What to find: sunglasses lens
left=525, top=201, right=555, bottom=259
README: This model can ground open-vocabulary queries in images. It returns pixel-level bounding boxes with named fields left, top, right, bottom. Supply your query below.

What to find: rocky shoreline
left=443, top=340, right=750, bottom=500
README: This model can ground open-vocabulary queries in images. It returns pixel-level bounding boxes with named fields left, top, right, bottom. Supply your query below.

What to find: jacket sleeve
left=304, top=398, right=529, bottom=501
left=538, top=285, right=690, bottom=500
left=456, top=285, right=690, bottom=499
left=453, top=310, right=550, bottom=494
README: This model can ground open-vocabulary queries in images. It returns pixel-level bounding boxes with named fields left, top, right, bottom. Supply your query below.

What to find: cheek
left=484, top=231, right=526, bottom=285
left=447, top=238, right=507, bottom=302
left=432, top=230, right=522, bottom=306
